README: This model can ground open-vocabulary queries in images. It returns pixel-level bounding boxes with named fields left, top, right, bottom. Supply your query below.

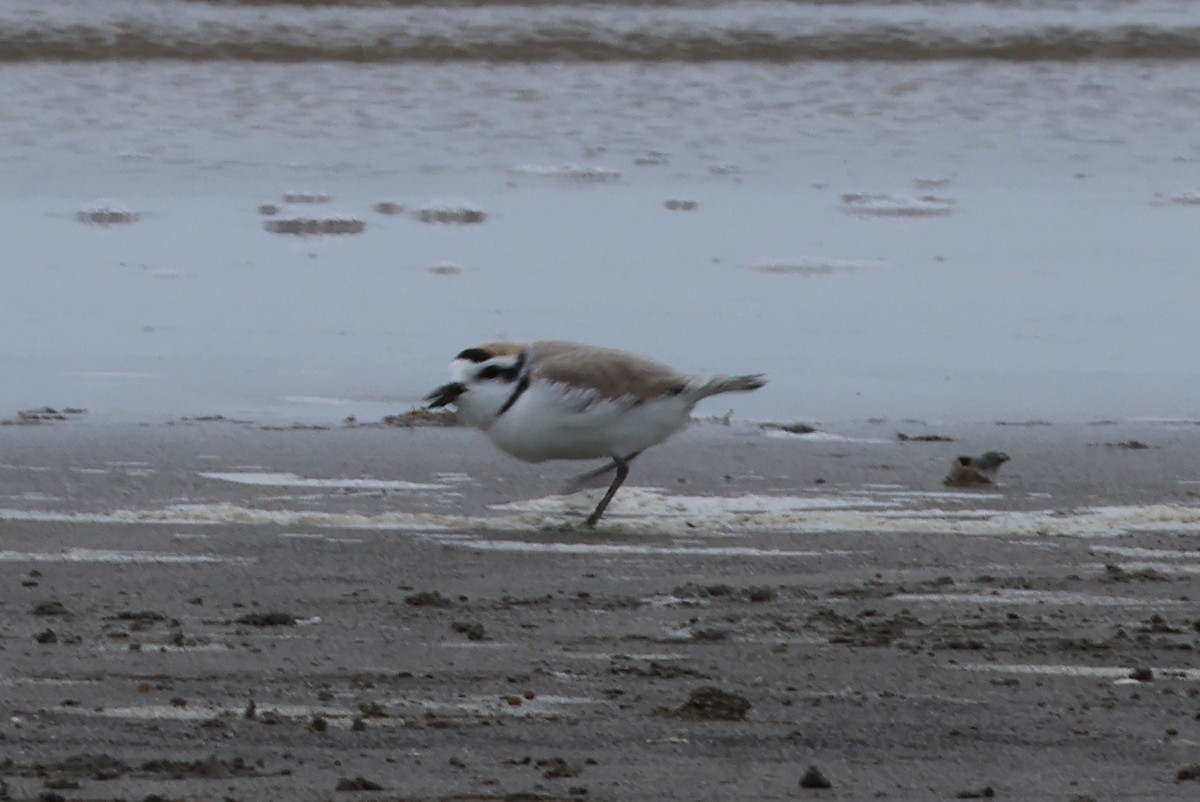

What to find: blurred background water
left=3, top=0, right=1199, bottom=423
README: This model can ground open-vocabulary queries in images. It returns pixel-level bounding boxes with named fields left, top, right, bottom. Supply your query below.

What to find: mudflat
left=1, top=418, right=1199, bottom=800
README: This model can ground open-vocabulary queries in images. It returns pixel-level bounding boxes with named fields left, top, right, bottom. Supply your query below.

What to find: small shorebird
left=944, top=450, right=1010, bottom=487
left=426, top=340, right=766, bottom=526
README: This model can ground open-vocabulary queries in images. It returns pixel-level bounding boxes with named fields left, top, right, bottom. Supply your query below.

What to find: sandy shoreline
left=1, top=419, right=1199, bottom=800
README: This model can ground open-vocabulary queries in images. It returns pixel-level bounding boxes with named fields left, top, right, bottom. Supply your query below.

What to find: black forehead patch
left=455, top=347, right=494, bottom=363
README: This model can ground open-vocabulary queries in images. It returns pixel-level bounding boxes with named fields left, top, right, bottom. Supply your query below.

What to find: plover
left=944, top=450, right=1010, bottom=487
left=426, top=340, right=766, bottom=525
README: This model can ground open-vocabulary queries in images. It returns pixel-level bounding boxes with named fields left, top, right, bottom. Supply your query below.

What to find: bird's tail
left=692, top=374, right=767, bottom=401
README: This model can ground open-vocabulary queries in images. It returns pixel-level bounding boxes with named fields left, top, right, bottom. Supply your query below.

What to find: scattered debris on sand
left=761, top=422, right=816, bottom=435
left=76, top=200, right=139, bottom=225
left=897, top=431, right=954, bottom=442
left=382, top=409, right=459, bottom=427
left=282, top=192, right=332, bottom=204
left=264, top=214, right=365, bottom=236
left=634, top=150, right=669, bottom=166
left=2, top=407, right=88, bottom=425
left=416, top=198, right=486, bottom=224
left=235, top=611, right=298, bottom=627
left=841, top=192, right=955, bottom=217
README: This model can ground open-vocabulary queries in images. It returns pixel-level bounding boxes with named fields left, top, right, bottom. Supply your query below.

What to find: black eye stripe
left=456, top=347, right=494, bottom=363
left=473, top=349, right=526, bottom=382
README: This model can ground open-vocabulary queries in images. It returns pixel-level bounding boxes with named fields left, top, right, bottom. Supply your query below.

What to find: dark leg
left=564, top=451, right=642, bottom=494
left=564, top=459, right=619, bottom=493
left=584, top=452, right=639, bottom=527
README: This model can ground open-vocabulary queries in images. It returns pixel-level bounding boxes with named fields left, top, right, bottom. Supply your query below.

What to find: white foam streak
left=958, top=664, right=1200, bottom=681
left=1, top=492, right=1200, bottom=539
left=0, top=548, right=241, bottom=564
left=895, top=589, right=1173, bottom=607
left=199, top=471, right=446, bottom=491
left=420, top=534, right=850, bottom=558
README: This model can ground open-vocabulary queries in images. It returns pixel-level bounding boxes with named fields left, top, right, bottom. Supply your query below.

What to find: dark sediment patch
left=841, top=192, right=954, bottom=217
left=2, top=407, right=88, bottom=425
left=372, top=201, right=406, bottom=215
left=31, top=601, right=70, bottom=617
left=76, top=202, right=139, bottom=225
left=509, top=164, right=622, bottom=182
left=451, top=620, right=486, bottom=640
left=658, top=686, right=752, bottom=721
left=416, top=199, right=486, bottom=224
left=405, top=590, right=454, bottom=608
left=897, top=431, right=954, bottom=442
left=760, top=422, right=816, bottom=435
left=263, top=215, right=365, bottom=235
left=335, top=775, right=383, bottom=791
left=282, top=192, right=332, bottom=204
left=235, top=611, right=298, bottom=627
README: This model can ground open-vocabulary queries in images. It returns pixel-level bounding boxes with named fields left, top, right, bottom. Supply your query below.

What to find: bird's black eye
left=479, top=365, right=502, bottom=380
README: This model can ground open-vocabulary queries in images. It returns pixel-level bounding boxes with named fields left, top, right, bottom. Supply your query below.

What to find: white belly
left=483, top=381, right=692, bottom=462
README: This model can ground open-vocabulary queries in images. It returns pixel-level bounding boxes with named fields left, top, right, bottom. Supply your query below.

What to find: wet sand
left=2, top=418, right=1199, bottom=800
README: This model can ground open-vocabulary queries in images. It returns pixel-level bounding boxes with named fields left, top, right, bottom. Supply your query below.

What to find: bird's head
left=975, top=451, right=1011, bottom=472
left=425, top=342, right=527, bottom=427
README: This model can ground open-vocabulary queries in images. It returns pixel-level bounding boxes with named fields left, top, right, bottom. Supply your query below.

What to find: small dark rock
left=335, top=776, right=383, bottom=792
left=405, top=590, right=454, bottom=608
left=537, top=757, right=580, bottom=779
left=1177, top=763, right=1200, bottom=781
left=357, top=701, right=387, bottom=718
left=799, top=765, right=832, bottom=789
left=32, top=601, right=70, bottom=617
left=744, top=586, right=776, bottom=603
left=668, top=686, right=752, bottom=721
left=1130, top=667, right=1154, bottom=682
left=114, top=610, right=167, bottom=622
left=956, top=787, right=995, bottom=799
left=34, top=628, right=58, bottom=644
left=452, top=620, right=485, bottom=640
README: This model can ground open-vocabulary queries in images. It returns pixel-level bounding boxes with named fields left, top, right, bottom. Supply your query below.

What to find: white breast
left=483, top=379, right=693, bottom=463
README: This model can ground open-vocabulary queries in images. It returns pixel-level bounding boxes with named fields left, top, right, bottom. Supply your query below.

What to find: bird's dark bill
left=425, top=381, right=466, bottom=408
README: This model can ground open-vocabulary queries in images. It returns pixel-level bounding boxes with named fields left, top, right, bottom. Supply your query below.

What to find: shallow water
left=4, top=1, right=1200, bottom=423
